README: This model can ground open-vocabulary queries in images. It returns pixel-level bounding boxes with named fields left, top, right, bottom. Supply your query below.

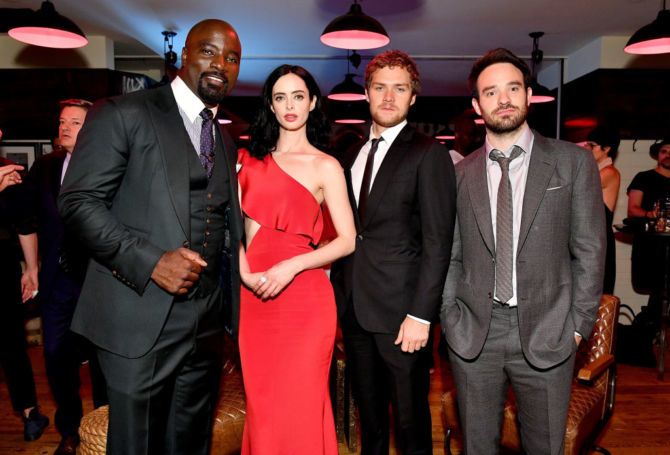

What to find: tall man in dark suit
left=58, top=19, right=243, bottom=455
left=331, top=50, right=456, bottom=454
left=26, top=98, right=107, bottom=455
left=441, top=48, right=605, bottom=454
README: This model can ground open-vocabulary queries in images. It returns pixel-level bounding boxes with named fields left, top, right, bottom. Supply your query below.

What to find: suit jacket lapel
left=466, top=147, right=495, bottom=255
left=341, top=139, right=366, bottom=231
left=147, top=85, right=191, bottom=240
left=362, top=125, right=412, bottom=227
left=52, top=151, right=66, bottom=197
left=517, top=135, right=556, bottom=255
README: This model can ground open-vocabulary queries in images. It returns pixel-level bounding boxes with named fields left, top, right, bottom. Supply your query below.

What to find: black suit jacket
left=26, top=148, right=86, bottom=301
left=331, top=124, right=456, bottom=333
left=58, top=84, right=243, bottom=358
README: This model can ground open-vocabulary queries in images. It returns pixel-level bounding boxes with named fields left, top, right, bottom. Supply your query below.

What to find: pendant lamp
left=625, top=0, right=670, bottom=54
left=435, top=127, right=456, bottom=141
left=8, top=0, right=87, bottom=49
left=321, top=1, right=390, bottom=50
left=528, top=32, right=555, bottom=104
left=329, top=51, right=367, bottom=101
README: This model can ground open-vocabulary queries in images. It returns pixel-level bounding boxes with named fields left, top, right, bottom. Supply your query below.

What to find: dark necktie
left=489, top=146, right=523, bottom=303
left=199, top=108, right=215, bottom=178
left=358, top=137, right=383, bottom=220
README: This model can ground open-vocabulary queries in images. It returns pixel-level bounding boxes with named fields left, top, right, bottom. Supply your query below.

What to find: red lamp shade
left=321, top=3, right=390, bottom=50
left=328, top=74, right=367, bottom=101
left=335, top=119, right=366, bottom=124
left=625, top=8, right=670, bottom=54
left=529, top=80, right=555, bottom=104
left=8, top=1, right=87, bottom=49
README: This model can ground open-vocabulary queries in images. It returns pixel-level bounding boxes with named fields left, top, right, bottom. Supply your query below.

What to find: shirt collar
left=368, top=120, right=407, bottom=147
left=170, top=76, right=218, bottom=122
left=485, top=123, right=534, bottom=163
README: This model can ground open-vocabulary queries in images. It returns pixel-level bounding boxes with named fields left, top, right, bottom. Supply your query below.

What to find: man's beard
left=197, top=72, right=229, bottom=105
left=660, top=157, right=670, bottom=170
left=482, top=103, right=527, bottom=135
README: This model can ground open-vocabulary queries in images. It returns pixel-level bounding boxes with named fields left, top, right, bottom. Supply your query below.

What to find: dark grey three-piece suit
left=441, top=131, right=605, bottom=454
left=58, top=83, right=242, bottom=455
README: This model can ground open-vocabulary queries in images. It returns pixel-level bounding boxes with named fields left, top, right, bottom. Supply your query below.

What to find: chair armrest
left=577, top=354, right=615, bottom=382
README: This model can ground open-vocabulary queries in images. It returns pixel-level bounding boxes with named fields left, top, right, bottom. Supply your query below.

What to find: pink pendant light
left=528, top=32, right=555, bottom=104
left=321, top=1, right=390, bottom=50
left=625, top=1, right=670, bottom=54
left=9, top=0, right=87, bottom=49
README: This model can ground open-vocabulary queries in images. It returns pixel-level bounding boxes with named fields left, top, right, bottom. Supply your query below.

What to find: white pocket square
left=546, top=185, right=564, bottom=191
left=236, top=163, right=242, bottom=173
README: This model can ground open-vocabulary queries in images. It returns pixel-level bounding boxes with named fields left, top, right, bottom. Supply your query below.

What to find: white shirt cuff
left=407, top=314, right=431, bottom=325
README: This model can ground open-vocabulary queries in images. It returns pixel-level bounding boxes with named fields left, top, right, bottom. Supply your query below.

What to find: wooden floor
left=1, top=343, right=669, bottom=454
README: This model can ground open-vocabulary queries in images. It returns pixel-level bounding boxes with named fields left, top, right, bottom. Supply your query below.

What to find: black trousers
left=98, top=290, right=224, bottom=455
left=0, top=244, right=38, bottom=413
left=448, top=304, right=575, bottom=455
left=42, top=272, right=107, bottom=438
left=341, top=302, right=432, bottom=455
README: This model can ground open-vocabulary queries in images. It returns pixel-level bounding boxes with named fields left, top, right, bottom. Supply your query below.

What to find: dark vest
left=187, top=132, right=229, bottom=298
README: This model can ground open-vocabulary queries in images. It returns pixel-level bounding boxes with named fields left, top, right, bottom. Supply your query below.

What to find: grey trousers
left=448, top=304, right=575, bottom=455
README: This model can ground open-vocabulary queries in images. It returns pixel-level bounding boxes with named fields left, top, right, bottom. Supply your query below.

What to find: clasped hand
left=151, top=248, right=207, bottom=295
left=243, top=258, right=301, bottom=300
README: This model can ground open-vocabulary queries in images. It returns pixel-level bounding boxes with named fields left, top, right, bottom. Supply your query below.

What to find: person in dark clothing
left=0, top=154, right=50, bottom=442
left=583, top=125, right=621, bottom=294
left=25, top=99, right=108, bottom=455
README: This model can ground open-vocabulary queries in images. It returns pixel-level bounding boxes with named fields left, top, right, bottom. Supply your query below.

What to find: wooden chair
left=442, top=294, right=620, bottom=455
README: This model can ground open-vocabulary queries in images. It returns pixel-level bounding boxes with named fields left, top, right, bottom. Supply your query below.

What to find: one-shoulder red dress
left=237, top=149, right=337, bottom=454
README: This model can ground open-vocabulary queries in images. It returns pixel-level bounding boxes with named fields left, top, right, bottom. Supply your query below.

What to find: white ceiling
left=1, top=0, right=664, bottom=95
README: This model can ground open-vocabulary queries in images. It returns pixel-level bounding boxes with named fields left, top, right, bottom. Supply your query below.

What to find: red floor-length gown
left=237, top=148, right=338, bottom=454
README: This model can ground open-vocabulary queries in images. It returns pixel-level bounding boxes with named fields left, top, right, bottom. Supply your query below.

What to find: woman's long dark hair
left=249, top=65, right=330, bottom=159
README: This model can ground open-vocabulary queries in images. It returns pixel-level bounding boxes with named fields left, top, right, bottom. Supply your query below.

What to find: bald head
left=179, top=19, right=242, bottom=107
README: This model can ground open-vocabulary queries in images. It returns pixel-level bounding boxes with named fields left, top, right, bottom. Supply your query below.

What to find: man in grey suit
left=58, top=19, right=243, bottom=455
left=441, top=48, right=605, bottom=454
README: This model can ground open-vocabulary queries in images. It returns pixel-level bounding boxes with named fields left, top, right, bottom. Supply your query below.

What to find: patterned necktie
left=199, top=108, right=215, bottom=178
left=489, top=146, right=523, bottom=303
left=358, top=137, right=383, bottom=220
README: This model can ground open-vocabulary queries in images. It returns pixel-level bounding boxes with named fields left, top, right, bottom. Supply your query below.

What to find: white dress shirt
left=170, top=76, right=218, bottom=154
left=351, top=120, right=430, bottom=325
left=485, top=124, right=534, bottom=307
left=351, top=120, right=407, bottom=206
left=60, top=151, right=72, bottom=185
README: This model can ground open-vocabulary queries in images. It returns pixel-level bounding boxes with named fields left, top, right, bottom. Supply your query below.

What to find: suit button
left=357, top=234, right=363, bottom=241
left=183, top=241, right=191, bottom=248
left=112, top=270, right=118, bottom=277
left=207, top=206, right=213, bottom=212
left=488, top=292, right=492, bottom=299
left=205, top=230, right=210, bottom=237
left=206, top=219, right=212, bottom=224
left=207, top=193, right=213, bottom=199
left=203, top=241, right=208, bottom=248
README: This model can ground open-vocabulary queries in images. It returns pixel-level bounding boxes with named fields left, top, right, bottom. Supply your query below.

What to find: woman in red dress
left=237, top=65, right=356, bottom=454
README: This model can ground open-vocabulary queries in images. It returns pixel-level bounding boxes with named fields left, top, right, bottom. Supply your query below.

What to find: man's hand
left=0, top=164, right=24, bottom=192
left=20, top=267, right=38, bottom=303
left=394, top=316, right=430, bottom=353
left=151, top=248, right=207, bottom=295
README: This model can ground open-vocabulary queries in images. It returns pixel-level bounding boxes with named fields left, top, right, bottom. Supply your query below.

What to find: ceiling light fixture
left=528, top=31, right=555, bottom=103
left=329, top=50, right=366, bottom=101
left=625, top=0, right=670, bottom=54
left=321, top=1, right=390, bottom=50
left=8, top=0, right=87, bottom=49
left=435, top=126, right=455, bottom=141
